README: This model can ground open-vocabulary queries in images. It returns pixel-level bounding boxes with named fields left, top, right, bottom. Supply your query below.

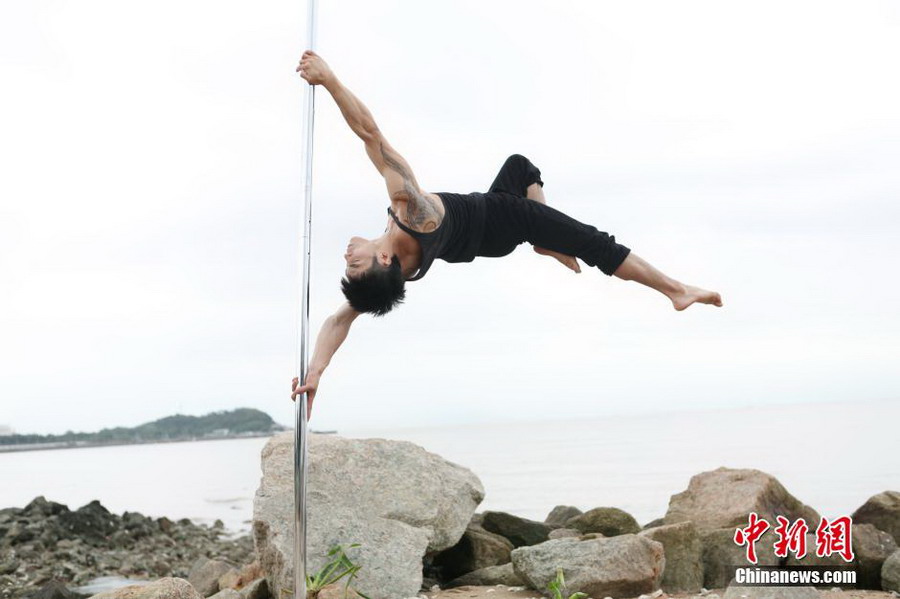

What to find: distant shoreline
left=0, top=431, right=278, bottom=454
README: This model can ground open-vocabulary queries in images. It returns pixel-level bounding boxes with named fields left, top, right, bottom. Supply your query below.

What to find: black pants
left=476, top=154, right=631, bottom=276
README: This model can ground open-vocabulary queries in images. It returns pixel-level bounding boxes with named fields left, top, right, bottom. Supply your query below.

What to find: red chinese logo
left=734, top=514, right=855, bottom=563
left=815, top=516, right=854, bottom=562
left=733, top=512, right=771, bottom=564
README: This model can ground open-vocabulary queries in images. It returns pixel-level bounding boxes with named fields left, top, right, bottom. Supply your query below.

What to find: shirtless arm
left=296, top=51, right=441, bottom=228
left=290, top=302, right=359, bottom=419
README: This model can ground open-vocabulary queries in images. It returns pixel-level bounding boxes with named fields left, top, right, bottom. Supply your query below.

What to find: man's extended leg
left=612, top=253, right=722, bottom=310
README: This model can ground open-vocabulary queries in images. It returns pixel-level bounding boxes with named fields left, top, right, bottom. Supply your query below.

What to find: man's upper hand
left=291, top=373, right=320, bottom=420
left=296, top=50, right=333, bottom=86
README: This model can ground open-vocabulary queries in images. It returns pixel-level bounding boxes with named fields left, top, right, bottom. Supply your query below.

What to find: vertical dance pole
left=294, top=0, right=317, bottom=598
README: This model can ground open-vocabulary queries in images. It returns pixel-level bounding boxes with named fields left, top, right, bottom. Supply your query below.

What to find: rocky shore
left=0, top=498, right=254, bottom=599
left=3, top=432, right=899, bottom=599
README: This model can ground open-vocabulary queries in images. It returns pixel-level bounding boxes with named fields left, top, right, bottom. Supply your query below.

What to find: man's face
left=344, top=236, right=376, bottom=279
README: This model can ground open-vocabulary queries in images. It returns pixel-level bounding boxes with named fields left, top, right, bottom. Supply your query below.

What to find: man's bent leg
left=613, top=253, right=723, bottom=311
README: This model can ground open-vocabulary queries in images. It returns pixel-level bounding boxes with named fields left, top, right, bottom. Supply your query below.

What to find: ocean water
left=1, top=399, right=896, bottom=534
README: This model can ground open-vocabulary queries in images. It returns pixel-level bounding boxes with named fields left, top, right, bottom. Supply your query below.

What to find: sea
left=2, top=399, right=897, bottom=535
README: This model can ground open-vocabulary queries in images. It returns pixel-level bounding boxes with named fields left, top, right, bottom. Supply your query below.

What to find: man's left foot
left=671, top=285, right=723, bottom=311
left=534, top=246, right=581, bottom=273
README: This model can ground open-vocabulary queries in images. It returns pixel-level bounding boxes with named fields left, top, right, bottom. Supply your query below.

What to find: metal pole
left=294, top=0, right=317, bottom=598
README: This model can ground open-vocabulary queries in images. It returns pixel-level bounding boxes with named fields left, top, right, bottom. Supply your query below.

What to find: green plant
left=547, top=566, right=588, bottom=599
left=304, top=543, right=372, bottom=599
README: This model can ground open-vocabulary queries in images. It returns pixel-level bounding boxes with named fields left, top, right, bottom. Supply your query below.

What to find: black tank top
left=387, top=192, right=486, bottom=281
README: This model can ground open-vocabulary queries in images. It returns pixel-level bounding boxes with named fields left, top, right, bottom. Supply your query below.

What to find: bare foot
left=671, top=284, right=723, bottom=311
left=533, top=246, right=581, bottom=273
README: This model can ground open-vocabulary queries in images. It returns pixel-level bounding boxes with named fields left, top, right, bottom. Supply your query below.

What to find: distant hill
left=0, top=408, right=285, bottom=448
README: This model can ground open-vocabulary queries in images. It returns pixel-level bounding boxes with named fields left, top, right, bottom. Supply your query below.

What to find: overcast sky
left=2, top=0, right=899, bottom=436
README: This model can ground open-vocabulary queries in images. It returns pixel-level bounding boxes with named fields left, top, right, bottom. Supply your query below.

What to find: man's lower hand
left=290, top=374, right=319, bottom=421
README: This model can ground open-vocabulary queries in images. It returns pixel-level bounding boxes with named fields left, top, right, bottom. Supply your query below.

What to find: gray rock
left=639, top=521, right=703, bottom=593
left=29, top=579, right=79, bottom=599
left=207, top=590, right=240, bottom=599
left=784, top=534, right=849, bottom=570
left=883, top=549, right=900, bottom=592
left=723, top=584, right=819, bottom=599
left=252, top=432, right=484, bottom=599
left=511, top=535, right=665, bottom=598
left=664, top=468, right=820, bottom=532
left=549, top=528, right=580, bottom=540
left=854, top=522, right=898, bottom=589
left=545, top=505, right=583, bottom=528
left=481, top=511, right=551, bottom=547
left=644, top=518, right=666, bottom=530
left=188, top=558, right=234, bottom=597
left=430, top=523, right=513, bottom=581
left=854, top=491, right=900, bottom=546
left=445, top=562, right=525, bottom=588
left=701, top=528, right=779, bottom=589
left=238, top=578, right=267, bottom=599
left=566, top=507, right=641, bottom=537
left=88, top=577, right=202, bottom=599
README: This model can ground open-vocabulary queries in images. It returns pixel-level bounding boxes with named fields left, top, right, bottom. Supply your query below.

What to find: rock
left=445, top=562, right=524, bottom=588
left=480, top=511, right=551, bottom=547
left=566, top=507, right=641, bottom=537
left=723, top=584, right=819, bottom=599
left=252, top=432, right=484, bottom=599
left=238, top=578, right=268, bottom=599
left=644, top=518, right=666, bottom=530
left=854, top=491, right=900, bottom=545
left=58, top=501, right=120, bottom=545
left=88, top=577, right=202, bottom=599
left=23, top=497, right=68, bottom=518
left=545, top=505, right=582, bottom=528
left=207, top=590, right=240, bottom=599
left=429, top=523, right=513, bottom=582
left=883, top=549, right=900, bottom=592
left=549, top=528, right=580, bottom=539
left=511, top=534, right=665, bottom=598
left=29, top=579, right=79, bottom=599
left=580, top=532, right=606, bottom=540
left=188, top=558, right=234, bottom=597
left=664, top=468, right=820, bottom=532
left=315, top=583, right=365, bottom=599
left=854, top=522, right=898, bottom=589
left=216, top=568, right=242, bottom=591
left=701, top=528, right=779, bottom=589
left=639, top=521, right=703, bottom=593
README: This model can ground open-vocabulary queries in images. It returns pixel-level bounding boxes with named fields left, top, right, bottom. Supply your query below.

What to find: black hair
left=340, top=255, right=406, bottom=316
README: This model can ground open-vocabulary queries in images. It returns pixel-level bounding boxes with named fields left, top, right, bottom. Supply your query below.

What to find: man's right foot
left=671, top=285, right=723, bottom=311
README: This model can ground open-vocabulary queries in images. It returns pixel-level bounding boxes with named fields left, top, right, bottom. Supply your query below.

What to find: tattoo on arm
left=380, top=143, right=439, bottom=229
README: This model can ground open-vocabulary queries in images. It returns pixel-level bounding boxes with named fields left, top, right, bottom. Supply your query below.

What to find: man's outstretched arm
left=296, top=51, right=426, bottom=205
left=290, top=302, right=360, bottom=419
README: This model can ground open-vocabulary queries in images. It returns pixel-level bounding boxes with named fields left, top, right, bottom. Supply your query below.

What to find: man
left=290, top=51, right=722, bottom=417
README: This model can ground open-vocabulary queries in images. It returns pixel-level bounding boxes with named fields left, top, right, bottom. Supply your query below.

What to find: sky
left=1, top=0, right=899, bottom=436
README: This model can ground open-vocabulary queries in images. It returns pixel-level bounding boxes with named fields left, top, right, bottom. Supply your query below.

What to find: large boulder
left=545, top=505, right=582, bottom=529
left=853, top=523, right=898, bottom=589
left=480, top=511, right=551, bottom=547
left=445, top=563, right=525, bottom=588
left=665, top=468, right=820, bottom=532
left=429, top=522, right=513, bottom=581
left=853, top=491, right=900, bottom=545
left=511, top=535, right=665, bottom=598
left=567, top=507, right=641, bottom=537
left=701, top=528, right=779, bottom=589
left=639, top=521, right=703, bottom=593
left=252, top=432, right=484, bottom=599
left=88, top=578, right=201, bottom=599
left=883, top=549, right=900, bottom=592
